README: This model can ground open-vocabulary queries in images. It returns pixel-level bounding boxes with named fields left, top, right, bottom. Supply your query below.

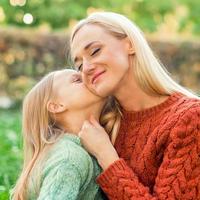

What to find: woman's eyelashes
left=73, top=63, right=82, bottom=72
left=75, top=47, right=101, bottom=71
left=77, top=64, right=83, bottom=72
left=90, top=48, right=100, bottom=56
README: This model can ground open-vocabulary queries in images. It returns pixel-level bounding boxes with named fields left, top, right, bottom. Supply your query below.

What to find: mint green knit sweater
left=27, top=134, right=103, bottom=200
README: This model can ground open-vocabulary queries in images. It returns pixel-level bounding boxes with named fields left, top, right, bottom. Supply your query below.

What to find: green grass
left=0, top=109, right=22, bottom=200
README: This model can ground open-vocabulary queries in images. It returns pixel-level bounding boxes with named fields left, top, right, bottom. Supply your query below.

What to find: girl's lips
left=92, top=71, right=105, bottom=84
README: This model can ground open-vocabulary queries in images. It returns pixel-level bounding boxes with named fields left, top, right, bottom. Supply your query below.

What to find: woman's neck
left=114, top=67, right=168, bottom=111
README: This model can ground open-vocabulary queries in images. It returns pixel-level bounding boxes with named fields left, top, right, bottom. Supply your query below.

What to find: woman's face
left=52, top=69, right=105, bottom=111
left=71, top=24, right=132, bottom=98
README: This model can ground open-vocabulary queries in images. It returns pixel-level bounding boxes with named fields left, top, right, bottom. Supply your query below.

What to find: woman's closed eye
left=77, top=64, right=82, bottom=72
left=91, top=48, right=100, bottom=56
left=75, top=48, right=101, bottom=71
left=74, top=62, right=82, bottom=72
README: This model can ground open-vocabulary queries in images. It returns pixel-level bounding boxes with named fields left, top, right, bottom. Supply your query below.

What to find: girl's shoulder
left=28, top=134, right=101, bottom=200
left=38, top=133, right=99, bottom=190
left=46, top=133, right=94, bottom=170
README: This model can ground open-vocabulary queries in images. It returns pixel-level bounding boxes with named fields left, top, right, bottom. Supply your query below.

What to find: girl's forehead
left=54, top=70, right=75, bottom=80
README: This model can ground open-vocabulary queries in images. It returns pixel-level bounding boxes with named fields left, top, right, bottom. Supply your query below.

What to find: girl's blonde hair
left=12, top=70, right=121, bottom=200
left=70, top=11, right=198, bottom=98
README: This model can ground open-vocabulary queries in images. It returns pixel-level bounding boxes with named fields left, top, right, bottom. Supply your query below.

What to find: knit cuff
left=96, top=158, right=129, bottom=186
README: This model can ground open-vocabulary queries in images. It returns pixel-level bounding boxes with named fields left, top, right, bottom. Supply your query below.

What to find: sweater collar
left=63, top=133, right=81, bottom=145
left=121, top=92, right=184, bottom=120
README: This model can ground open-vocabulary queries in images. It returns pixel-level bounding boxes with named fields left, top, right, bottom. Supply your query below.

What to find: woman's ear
left=124, top=37, right=135, bottom=55
left=47, top=101, right=66, bottom=113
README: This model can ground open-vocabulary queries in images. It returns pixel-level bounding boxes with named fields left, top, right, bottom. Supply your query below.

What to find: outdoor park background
left=0, top=0, right=200, bottom=199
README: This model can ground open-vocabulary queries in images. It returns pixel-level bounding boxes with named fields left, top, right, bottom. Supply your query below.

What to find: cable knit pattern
left=28, top=134, right=103, bottom=200
left=97, top=93, right=200, bottom=200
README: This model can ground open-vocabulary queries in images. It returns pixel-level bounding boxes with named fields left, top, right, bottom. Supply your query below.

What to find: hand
left=79, top=115, right=119, bottom=170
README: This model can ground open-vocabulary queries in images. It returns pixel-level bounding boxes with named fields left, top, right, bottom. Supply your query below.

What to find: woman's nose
left=82, top=60, right=95, bottom=74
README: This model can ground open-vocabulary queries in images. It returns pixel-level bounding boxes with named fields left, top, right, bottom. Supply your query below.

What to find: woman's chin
left=94, top=84, right=112, bottom=98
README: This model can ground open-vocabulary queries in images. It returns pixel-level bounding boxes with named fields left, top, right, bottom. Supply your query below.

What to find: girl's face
left=71, top=24, right=133, bottom=98
left=52, top=69, right=105, bottom=112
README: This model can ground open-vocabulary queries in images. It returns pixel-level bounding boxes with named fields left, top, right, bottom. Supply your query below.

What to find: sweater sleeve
left=96, top=105, right=200, bottom=200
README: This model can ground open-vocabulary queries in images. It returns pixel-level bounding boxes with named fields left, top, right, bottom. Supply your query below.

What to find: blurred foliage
left=0, top=28, right=70, bottom=102
left=0, top=109, right=22, bottom=200
left=0, top=0, right=200, bottom=35
left=0, top=28, right=200, bottom=104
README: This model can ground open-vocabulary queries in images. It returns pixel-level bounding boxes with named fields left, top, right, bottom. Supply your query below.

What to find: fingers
left=79, top=120, right=90, bottom=137
left=82, top=120, right=91, bottom=130
left=89, top=115, right=101, bottom=128
left=78, top=130, right=82, bottom=137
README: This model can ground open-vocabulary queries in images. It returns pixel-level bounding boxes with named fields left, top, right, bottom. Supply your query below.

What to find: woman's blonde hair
left=12, top=69, right=121, bottom=200
left=70, top=11, right=198, bottom=98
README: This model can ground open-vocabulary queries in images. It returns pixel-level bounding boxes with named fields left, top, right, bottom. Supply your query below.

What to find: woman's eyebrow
left=74, top=41, right=99, bottom=63
left=84, top=41, right=99, bottom=50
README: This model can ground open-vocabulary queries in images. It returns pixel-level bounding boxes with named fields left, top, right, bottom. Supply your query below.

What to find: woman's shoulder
left=159, top=93, right=200, bottom=135
left=168, top=94, right=200, bottom=135
left=170, top=93, right=200, bottom=117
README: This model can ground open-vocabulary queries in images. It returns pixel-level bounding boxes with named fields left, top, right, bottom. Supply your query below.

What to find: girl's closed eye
left=72, top=74, right=82, bottom=83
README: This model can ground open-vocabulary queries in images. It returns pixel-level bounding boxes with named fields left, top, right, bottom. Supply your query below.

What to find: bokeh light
left=23, top=13, right=33, bottom=24
left=10, top=0, right=26, bottom=6
left=0, top=7, right=5, bottom=22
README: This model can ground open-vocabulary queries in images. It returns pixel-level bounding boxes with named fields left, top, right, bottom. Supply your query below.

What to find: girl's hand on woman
left=79, top=115, right=119, bottom=170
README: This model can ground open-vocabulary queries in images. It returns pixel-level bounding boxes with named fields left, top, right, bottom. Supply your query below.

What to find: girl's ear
left=124, top=37, right=135, bottom=55
left=47, top=101, right=66, bottom=113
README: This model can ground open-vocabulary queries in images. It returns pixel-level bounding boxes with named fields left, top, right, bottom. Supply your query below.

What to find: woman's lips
left=92, top=71, right=105, bottom=84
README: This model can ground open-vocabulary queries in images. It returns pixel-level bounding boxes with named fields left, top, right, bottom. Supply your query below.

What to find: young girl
left=12, top=69, right=120, bottom=200
left=70, top=12, right=200, bottom=199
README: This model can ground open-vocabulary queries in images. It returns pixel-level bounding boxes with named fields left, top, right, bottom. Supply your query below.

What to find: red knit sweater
left=97, top=93, right=200, bottom=200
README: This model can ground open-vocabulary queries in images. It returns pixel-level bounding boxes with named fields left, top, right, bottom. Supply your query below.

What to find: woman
left=70, top=12, right=200, bottom=199
left=12, top=69, right=120, bottom=200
